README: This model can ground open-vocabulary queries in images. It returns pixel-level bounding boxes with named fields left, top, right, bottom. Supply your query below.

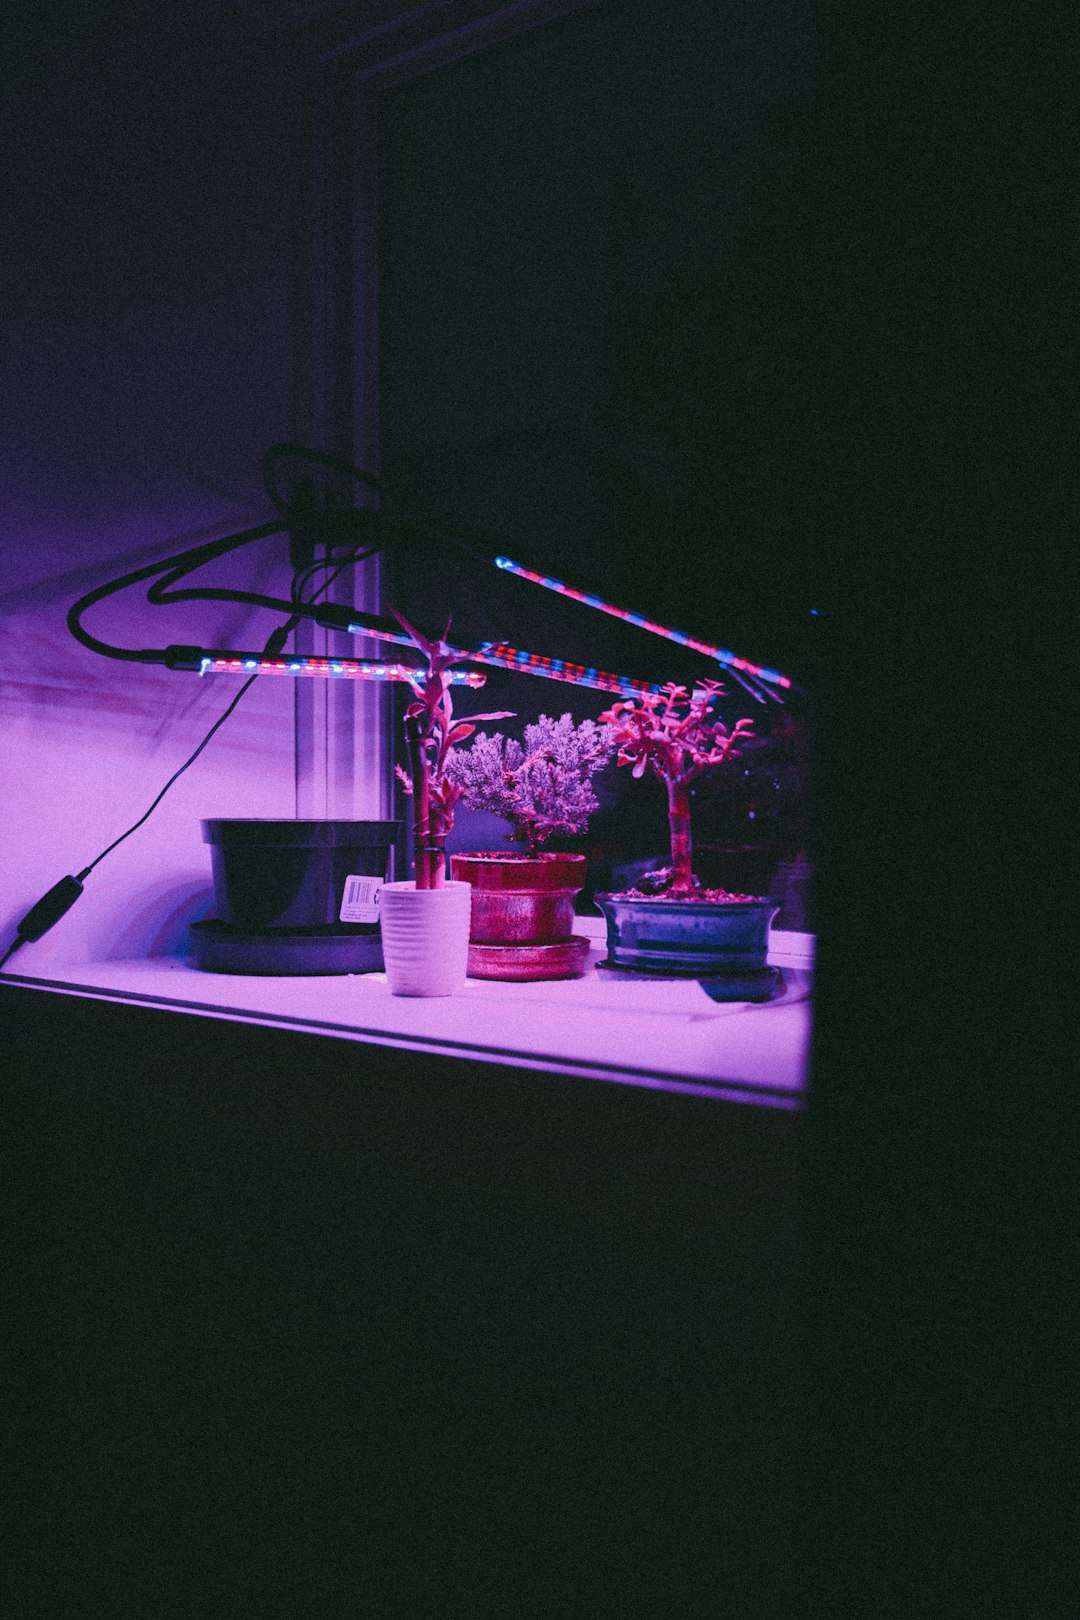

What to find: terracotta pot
left=448, top=852, right=589, bottom=981
left=449, top=852, right=586, bottom=945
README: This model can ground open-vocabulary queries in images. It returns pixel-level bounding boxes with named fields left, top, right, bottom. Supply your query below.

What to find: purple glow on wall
left=0, top=2, right=309, bottom=969
left=0, top=492, right=315, bottom=975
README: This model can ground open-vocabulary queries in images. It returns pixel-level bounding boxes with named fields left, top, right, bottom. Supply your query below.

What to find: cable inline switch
left=14, top=874, right=86, bottom=942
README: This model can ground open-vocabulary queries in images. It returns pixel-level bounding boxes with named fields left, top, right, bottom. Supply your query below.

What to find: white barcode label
left=339, top=875, right=384, bottom=923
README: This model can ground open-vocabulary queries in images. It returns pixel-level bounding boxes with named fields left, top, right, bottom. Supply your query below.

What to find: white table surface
left=4, top=919, right=813, bottom=1109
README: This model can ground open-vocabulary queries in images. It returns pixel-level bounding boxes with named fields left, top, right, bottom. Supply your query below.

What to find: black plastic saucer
left=190, top=919, right=384, bottom=976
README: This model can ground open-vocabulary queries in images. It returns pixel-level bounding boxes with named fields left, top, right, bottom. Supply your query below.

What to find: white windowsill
left=4, top=919, right=813, bottom=1109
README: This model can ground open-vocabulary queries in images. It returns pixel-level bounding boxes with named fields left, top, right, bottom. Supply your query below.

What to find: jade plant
left=443, top=713, right=614, bottom=857
left=598, top=680, right=755, bottom=898
left=391, top=610, right=512, bottom=889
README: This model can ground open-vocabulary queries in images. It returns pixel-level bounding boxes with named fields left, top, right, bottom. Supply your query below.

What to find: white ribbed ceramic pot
left=377, top=879, right=472, bottom=997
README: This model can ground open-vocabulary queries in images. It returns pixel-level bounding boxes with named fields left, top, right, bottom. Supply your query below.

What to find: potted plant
left=445, top=714, right=614, bottom=980
left=379, top=611, right=511, bottom=997
left=595, top=681, right=782, bottom=998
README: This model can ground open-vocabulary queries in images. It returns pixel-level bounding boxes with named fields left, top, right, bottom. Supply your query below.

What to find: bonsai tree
left=443, top=713, right=614, bottom=857
left=598, top=680, right=755, bottom=898
left=391, top=610, right=512, bottom=889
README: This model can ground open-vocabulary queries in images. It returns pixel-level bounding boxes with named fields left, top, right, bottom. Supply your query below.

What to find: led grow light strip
left=474, top=642, right=664, bottom=696
left=344, top=623, right=662, bottom=696
left=492, top=556, right=792, bottom=691
left=195, top=653, right=486, bottom=686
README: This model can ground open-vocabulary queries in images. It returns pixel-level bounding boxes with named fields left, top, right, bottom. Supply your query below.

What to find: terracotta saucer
left=466, top=935, right=591, bottom=982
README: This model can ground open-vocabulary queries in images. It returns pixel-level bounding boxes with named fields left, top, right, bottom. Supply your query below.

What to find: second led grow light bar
left=492, top=555, right=792, bottom=692
left=343, top=622, right=664, bottom=697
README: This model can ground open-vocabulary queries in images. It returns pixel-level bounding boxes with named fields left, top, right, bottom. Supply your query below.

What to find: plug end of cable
left=16, top=875, right=85, bottom=943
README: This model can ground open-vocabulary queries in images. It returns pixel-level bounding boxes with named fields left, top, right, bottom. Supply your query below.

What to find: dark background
left=378, top=0, right=822, bottom=683
left=376, top=0, right=820, bottom=893
left=2, top=0, right=1071, bottom=1612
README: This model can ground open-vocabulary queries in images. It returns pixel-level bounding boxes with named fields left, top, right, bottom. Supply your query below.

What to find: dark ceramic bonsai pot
left=593, top=891, right=780, bottom=977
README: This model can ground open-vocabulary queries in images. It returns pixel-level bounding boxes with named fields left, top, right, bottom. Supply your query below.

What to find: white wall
left=1, top=4, right=300, bottom=967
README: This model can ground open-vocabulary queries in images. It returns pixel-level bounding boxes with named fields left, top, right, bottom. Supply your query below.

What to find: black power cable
left=69, top=515, right=399, bottom=664
left=261, top=443, right=386, bottom=515
left=75, top=532, right=372, bottom=886
left=2, top=486, right=390, bottom=974
left=2, top=444, right=525, bottom=974
left=66, top=518, right=287, bottom=664
left=261, top=444, right=491, bottom=567
left=0, top=618, right=297, bottom=975
left=66, top=446, right=498, bottom=670
left=78, top=671, right=265, bottom=881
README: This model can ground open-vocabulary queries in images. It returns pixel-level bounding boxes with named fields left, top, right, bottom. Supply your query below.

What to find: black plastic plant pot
left=201, top=820, right=398, bottom=932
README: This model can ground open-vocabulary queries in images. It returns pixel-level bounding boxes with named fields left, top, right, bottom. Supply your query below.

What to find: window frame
left=290, top=0, right=602, bottom=821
